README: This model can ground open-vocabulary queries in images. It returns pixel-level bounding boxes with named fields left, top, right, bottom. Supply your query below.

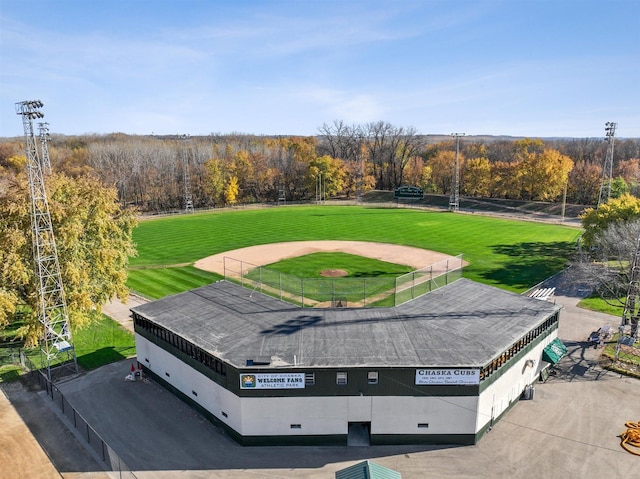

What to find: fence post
left=240, top=261, right=244, bottom=288
left=259, top=266, right=263, bottom=294
left=430, top=266, right=433, bottom=292
left=301, top=280, right=304, bottom=308
left=334, top=278, right=337, bottom=304
left=412, top=272, right=415, bottom=299
left=279, top=273, right=283, bottom=301
left=363, top=278, right=366, bottom=307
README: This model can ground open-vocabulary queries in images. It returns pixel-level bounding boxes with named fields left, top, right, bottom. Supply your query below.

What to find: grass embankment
left=128, top=206, right=582, bottom=299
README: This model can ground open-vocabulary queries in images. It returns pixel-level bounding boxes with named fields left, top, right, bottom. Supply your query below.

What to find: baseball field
left=127, top=205, right=582, bottom=300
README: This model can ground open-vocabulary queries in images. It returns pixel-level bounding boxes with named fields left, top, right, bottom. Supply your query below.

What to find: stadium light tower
left=181, top=134, right=194, bottom=213
left=617, top=230, right=640, bottom=361
left=597, top=121, right=617, bottom=208
left=449, top=133, right=465, bottom=212
left=16, top=100, right=78, bottom=380
left=38, top=122, right=52, bottom=174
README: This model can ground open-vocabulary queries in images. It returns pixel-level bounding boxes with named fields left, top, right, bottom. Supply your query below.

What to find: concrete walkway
left=102, top=293, right=148, bottom=332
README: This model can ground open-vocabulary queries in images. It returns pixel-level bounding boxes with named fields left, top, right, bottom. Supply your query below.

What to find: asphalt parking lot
left=3, top=269, right=640, bottom=478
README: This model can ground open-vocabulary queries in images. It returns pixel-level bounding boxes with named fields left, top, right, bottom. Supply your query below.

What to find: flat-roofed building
left=132, top=278, right=562, bottom=446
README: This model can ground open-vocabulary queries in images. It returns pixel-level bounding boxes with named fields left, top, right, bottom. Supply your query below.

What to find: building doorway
left=348, top=422, right=371, bottom=446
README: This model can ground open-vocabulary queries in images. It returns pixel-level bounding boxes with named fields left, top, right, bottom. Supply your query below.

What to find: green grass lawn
left=0, top=314, right=135, bottom=382
left=577, top=296, right=625, bottom=317
left=242, top=252, right=415, bottom=305
left=73, top=314, right=136, bottom=370
left=128, top=206, right=582, bottom=298
left=262, top=252, right=414, bottom=278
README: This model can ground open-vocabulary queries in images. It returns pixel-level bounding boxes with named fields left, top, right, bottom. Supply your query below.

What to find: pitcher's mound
left=320, top=269, right=348, bottom=277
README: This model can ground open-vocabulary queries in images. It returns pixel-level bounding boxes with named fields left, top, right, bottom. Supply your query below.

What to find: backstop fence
left=20, top=351, right=138, bottom=479
left=224, top=254, right=464, bottom=308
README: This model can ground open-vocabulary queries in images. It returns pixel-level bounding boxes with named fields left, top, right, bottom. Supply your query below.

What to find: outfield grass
left=128, top=206, right=582, bottom=299
left=128, top=265, right=221, bottom=299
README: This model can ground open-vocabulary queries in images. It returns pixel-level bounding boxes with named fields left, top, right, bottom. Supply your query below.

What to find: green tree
left=610, top=177, right=630, bottom=199
left=580, top=193, right=640, bottom=246
left=0, top=171, right=137, bottom=346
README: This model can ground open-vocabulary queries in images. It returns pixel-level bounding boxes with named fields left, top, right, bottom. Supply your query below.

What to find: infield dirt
left=194, top=240, right=458, bottom=275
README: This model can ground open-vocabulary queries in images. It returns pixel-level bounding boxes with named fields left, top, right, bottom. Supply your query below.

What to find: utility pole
left=597, top=122, right=617, bottom=208
left=16, top=100, right=77, bottom=380
left=449, top=133, right=465, bottom=212
left=181, top=134, right=194, bottom=213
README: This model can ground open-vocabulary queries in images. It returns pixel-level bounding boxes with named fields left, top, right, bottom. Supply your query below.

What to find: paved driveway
left=3, top=269, right=640, bottom=478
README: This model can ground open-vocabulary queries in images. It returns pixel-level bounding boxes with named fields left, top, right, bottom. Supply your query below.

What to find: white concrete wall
left=238, top=395, right=478, bottom=436
left=137, top=335, right=480, bottom=438
left=240, top=396, right=350, bottom=435
left=370, top=396, right=478, bottom=435
left=135, top=335, right=241, bottom=433
left=476, top=332, right=557, bottom=433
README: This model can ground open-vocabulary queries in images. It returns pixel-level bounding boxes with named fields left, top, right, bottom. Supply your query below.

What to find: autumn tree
left=463, top=157, right=492, bottom=197
left=519, top=147, right=574, bottom=201
left=567, top=161, right=601, bottom=204
left=306, top=155, right=346, bottom=198
left=225, top=176, right=239, bottom=205
left=490, top=161, right=521, bottom=198
left=204, top=158, right=225, bottom=205
left=0, top=169, right=137, bottom=346
left=580, top=194, right=640, bottom=247
left=403, top=156, right=427, bottom=188
left=426, top=149, right=456, bottom=194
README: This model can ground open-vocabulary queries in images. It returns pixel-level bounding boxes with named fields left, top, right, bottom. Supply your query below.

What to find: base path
left=194, top=240, right=459, bottom=275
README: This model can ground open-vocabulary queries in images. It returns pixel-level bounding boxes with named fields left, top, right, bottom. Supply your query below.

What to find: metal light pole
left=449, top=133, right=465, bottom=212
left=181, top=134, right=194, bottom=213
left=597, top=122, right=617, bottom=208
left=16, top=100, right=77, bottom=380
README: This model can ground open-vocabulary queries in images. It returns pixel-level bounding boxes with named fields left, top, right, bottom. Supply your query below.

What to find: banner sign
left=415, top=368, right=480, bottom=385
left=240, top=373, right=305, bottom=389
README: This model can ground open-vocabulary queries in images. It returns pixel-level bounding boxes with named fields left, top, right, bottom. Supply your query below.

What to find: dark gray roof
left=131, top=279, right=561, bottom=369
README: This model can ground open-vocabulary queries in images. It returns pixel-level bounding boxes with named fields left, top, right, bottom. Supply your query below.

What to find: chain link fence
left=610, top=324, right=640, bottom=377
left=20, top=351, right=138, bottom=478
left=224, top=254, right=464, bottom=308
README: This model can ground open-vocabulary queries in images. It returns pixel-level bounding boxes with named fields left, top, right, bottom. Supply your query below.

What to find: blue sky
left=1, top=0, right=638, bottom=138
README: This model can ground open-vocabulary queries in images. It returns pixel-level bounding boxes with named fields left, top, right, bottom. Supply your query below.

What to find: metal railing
left=20, top=351, right=137, bottom=478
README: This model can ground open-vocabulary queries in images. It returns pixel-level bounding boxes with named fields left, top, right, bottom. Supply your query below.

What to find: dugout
left=132, top=278, right=562, bottom=446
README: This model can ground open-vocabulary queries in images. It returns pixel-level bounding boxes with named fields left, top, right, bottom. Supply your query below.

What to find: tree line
left=1, top=120, right=639, bottom=213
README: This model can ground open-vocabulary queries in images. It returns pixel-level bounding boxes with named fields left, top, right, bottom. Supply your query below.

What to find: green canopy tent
left=542, top=338, right=568, bottom=364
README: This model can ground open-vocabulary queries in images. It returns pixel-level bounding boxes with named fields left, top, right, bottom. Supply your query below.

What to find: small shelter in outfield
left=132, top=278, right=562, bottom=446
